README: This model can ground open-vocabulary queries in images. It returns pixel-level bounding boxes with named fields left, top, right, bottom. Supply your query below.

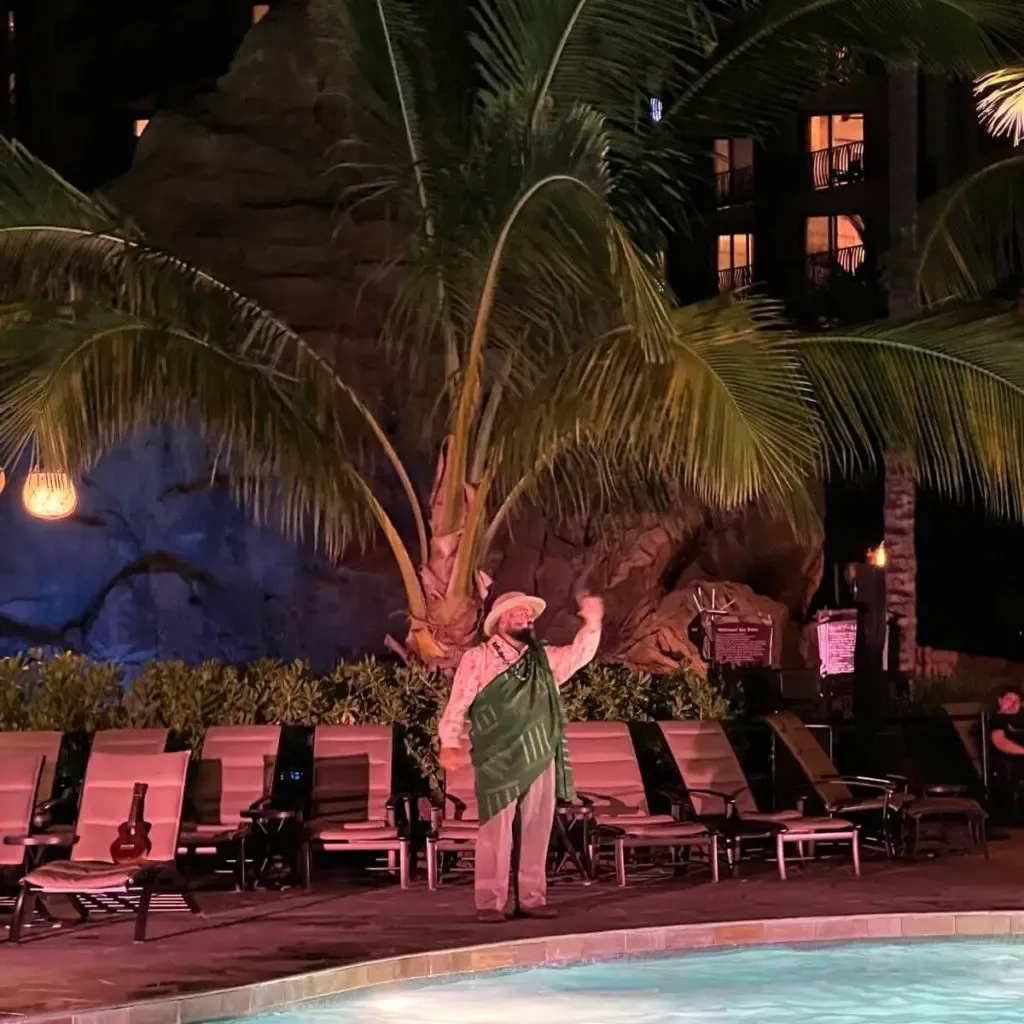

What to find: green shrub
left=0, top=648, right=738, bottom=794
left=904, top=671, right=998, bottom=712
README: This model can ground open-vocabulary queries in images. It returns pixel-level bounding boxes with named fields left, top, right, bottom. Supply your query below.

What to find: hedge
left=0, top=650, right=734, bottom=792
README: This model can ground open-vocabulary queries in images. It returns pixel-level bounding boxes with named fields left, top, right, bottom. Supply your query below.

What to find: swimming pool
left=246, top=939, right=1024, bottom=1024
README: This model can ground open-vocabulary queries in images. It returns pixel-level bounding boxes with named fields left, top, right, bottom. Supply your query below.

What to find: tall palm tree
left=0, top=0, right=1022, bottom=670
left=884, top=61, right=921, bottom=676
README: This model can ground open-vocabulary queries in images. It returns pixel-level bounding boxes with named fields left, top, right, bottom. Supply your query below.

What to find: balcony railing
left=810, top=141, right=865, bottom=190
left=719, top=264, right=753, bottom=291
left=806, top=245, right=866, bottom=285
left=714, top=164, right=755, bottom=206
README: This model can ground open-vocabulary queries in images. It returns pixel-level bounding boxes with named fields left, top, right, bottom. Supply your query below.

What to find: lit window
left=253, top=4, right=270, bottom=23
left=714, top=139, right=754, bottom=205
left=649, top=96, right=663, bottom=123
left=718, top=233, right=754, bottom=291
left=806, top=216, right=865, bottom=280
left=808, top=113, right=865, bottom=189
left=133, top=119, right=150, bottom=138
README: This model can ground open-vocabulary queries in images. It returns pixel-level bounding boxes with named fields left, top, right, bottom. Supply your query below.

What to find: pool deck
left=4, top=833, right=1024, bottom=1019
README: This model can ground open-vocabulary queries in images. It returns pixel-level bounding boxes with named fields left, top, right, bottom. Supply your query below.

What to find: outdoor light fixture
left=866, top=542, right=887, bottom=569
left=0, top=468, right=5, bottom=497
left=22, top=470, right=78, bottom=521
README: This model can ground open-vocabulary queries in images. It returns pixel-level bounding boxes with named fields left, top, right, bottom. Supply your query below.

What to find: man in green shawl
left=438, top=590, right=603, bottom=922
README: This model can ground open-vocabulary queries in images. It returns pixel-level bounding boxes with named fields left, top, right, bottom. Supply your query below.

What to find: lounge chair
left=301, top=725, right=411, bottom=888
left=426, top=757, right=479, bottom=890
left=941, top=702, right=987, bottom=792
left=658, top=720, right=859, bottom=880
left=0, top=755, right=44, bottom=876
left=763, top=711, right=986, bottom=858
left=0, top=731, right=63, bottom=826
left=8, top=750, right=198, bottom=942
left=176, top=725, right=280, bottom=888
left=563, top=722, right=719, bottom=886
left=91, top=728, right=169, bottom=756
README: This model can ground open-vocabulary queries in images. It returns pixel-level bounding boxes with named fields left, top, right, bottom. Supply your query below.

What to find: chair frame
left=300, top=726, right=413, bottom=890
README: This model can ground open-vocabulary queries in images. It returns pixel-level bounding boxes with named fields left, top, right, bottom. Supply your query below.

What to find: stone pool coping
left=26, top=909, right=1024, bottom=1024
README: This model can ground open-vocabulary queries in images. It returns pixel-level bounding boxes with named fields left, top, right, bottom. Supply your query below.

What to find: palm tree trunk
left=884, top=63, right=920, bottom=676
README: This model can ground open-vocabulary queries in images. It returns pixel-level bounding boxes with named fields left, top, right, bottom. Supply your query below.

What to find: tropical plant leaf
left=797, top=305, right=1024, bottom=519
left=915, top=154, right=1024, bottom=307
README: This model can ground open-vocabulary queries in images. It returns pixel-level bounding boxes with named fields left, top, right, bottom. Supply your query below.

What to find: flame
left=866, top=542, right=887, bottom=569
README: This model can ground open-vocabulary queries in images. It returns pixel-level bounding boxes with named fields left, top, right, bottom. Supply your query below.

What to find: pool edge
left=29, top=909, right=1024, bottom=1024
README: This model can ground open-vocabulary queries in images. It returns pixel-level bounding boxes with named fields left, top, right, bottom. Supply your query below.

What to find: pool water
left=253, top=940, right=1024, bottom=1024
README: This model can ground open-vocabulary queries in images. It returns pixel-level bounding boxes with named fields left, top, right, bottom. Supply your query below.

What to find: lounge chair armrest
left=246, top=796, right=274, bottom=811
left=4, top=833, right=78, bottom=848
left=923, top=782, right=968, bottom=797
left=678, top=788, right=740, bottom=819
left=886, top=773, right=912, bottom=790
left=557, top=801, right=594, bottom=820
left=822, top=774, right=895, bottom=793
left=429, top=800, right=443, bottom=834
left=386, top=792, right=414, bottom=829
left=32, top=787, right=75, bottom=830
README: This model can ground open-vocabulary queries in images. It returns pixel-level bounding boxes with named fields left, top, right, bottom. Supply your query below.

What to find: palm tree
left=0, top=0, right=1023, bottom=671
left=884, top=60, right=921, bottom=677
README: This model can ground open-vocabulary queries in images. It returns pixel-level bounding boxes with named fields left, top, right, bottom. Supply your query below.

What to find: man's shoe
left=517, top=905, right=558, bottom=919
left=476, top=909, right=508, bottom=923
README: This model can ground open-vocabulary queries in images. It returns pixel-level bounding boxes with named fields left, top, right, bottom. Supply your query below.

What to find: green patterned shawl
left=468, top=639, right=575, bottom=824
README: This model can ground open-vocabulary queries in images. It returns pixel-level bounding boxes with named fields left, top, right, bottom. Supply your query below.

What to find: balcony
left=719, top=264, right=753, bottom=292
left=806, top=245, right=865, bottom=285
left=714, top=164, right=755, bottom=206
left=810, top=141, right=865, bottom=190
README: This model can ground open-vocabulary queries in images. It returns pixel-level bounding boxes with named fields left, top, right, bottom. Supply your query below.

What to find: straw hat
left=483, top=591, right=547, bottom=637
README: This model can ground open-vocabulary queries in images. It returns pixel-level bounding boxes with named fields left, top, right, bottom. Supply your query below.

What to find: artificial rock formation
left=0, top=4, right=823, bottom=670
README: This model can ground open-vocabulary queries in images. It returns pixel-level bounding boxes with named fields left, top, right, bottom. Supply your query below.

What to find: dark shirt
left=989, top=712, right=1024, bottom=760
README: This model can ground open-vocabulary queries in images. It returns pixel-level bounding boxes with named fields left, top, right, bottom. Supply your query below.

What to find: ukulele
left=110, top=782, right=153, bottom=864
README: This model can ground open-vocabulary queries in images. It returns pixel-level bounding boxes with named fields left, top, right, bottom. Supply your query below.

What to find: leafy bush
left=0, top=649, right=738, bottom=794
left=904, top=671, right=999, bottom=711
left=0, top=650, right=122, bottom=732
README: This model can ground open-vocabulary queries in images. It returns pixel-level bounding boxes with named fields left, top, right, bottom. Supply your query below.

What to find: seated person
left=988, top=685, right=1024, bottom=823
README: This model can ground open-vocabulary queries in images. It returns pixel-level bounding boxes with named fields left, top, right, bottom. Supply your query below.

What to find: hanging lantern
left=22, top=470, right=78, bottom=521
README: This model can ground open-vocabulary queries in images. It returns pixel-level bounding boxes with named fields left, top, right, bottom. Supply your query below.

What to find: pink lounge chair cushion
left=744, top=812, right=855, bottom=831
left=310, top=819, right=400, bottom=843
left=0, top=754, right=44, bottom=867
left=178, top=822, right=248, bottom=844
left=73, top=752, right=190, bottom=864
left=436, top=820, right=480, bottom=840
left=904, top=796, right=986, bottom=819
left=597, top=815, right=708, bottom=839
left=22, top=859, right=140, bottom=892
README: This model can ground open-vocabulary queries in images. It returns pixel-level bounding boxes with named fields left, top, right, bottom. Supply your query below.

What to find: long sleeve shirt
left=437, top=623, right=601, bottom=750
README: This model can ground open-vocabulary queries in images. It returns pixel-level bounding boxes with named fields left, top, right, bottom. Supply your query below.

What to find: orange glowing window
left=253, top=4, right=270, bottom=22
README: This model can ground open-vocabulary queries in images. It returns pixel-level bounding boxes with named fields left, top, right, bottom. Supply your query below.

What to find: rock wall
left=0, top=4, right=823, bottom=668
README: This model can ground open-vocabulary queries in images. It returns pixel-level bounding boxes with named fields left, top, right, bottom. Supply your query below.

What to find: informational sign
left=711, top=619, right=773, bottom=668
left=817, top=612, right=858, bottom=677
left=815, top=608, right=890, bottom=676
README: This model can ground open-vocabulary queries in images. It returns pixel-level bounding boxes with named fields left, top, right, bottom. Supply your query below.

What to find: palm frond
left=667, top=0, right=1019, bottom=139
left=492, top=296, right=825, bottom=522
left=915, top=154, right=1024, bottom=307
left=797, top=305, right=1024, bottom=519
left=0, top=138, right=432, bottom=564
left=976, top=65, right=1024, bottom=145
left=0, top=301, right=377, bottom=559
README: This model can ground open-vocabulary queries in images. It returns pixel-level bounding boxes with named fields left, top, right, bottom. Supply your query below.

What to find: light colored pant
left=475, top=761, right=555, bottom=913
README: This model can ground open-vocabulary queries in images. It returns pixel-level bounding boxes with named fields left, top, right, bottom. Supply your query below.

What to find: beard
left=506, top=626, right=535, bottom=645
